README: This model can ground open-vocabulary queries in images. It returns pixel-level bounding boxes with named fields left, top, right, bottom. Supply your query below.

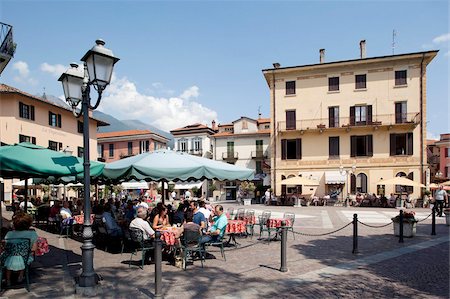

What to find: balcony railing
left=0, top=22, right=15, bottom=75
left=251, top=150, right=268, bottom=159
left=222, top=152, right=238, bottom=160
left=277, top=113, right=420, bottom=132
left=189, top=149, right=203, bottom=156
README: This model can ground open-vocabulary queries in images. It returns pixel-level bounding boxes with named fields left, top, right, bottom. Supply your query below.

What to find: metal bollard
left=431, top=206, right=436, bottom=236
left=399, top=210, right=404, bottom=243
left=280, top=220, right=288, bottom=272
left=154, top=231, right=163, bottom=299
left=352, top=214, right=358, bottom=254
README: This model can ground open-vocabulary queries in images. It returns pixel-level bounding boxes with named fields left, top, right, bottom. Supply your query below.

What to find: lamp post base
left=75, top=283, right=102, bottom=297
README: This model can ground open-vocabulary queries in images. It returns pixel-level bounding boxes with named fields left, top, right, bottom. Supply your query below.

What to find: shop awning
left=174, top=181, right=203, bottom=190
left=121, top=180, right=149, bottom=190
left=325, top=171, right=346, bottom=184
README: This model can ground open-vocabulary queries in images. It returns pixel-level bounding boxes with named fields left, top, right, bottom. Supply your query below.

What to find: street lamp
left=58, top=39, right=119, bottom=289
left=339, top=165, right=356, bottom=206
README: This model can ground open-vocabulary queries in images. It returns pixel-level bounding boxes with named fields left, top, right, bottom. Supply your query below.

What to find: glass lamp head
left=58, top=63, right=84, bottom=109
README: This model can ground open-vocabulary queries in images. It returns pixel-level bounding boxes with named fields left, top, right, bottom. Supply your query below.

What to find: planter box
left=243, top=198, right=252, bottom=206
left=393, top=221, right=417, bottom=237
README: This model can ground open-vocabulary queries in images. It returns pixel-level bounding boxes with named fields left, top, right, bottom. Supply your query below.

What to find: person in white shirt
left=264, top=189, right=271, bottom=205
left=198, top=200, right=211, bottom=226
left=137, top=198, right=149, bottom=210
left=130, top=207, right=155, bottom=240
left=19, top=200, right=34, bottom=210
left=171, top=191, right=177, bottom=200
left=185, top=190, right=191, bottom=200
left=60, top=201, right=72, bottom=219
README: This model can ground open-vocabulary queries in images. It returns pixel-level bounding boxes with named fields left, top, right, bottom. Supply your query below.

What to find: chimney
left=360, top=40, right=366, bottom=59
left=211, top=120, right=216, bottom=130
left=273, top=62, right=280, bottom=69
left=319, top=49, right=325, bottom=63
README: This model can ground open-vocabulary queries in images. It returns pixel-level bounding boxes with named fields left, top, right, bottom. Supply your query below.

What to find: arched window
left=350, top=174, right=356, bottom=194
left=281, top=175, right=287, bottom=195
left=395, top=172, right=407, bottom=193
left=356, top=173, right=368, bottom=193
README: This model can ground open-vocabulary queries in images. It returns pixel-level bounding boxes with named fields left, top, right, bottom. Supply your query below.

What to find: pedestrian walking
left=434, top=185, right=448, bottom=217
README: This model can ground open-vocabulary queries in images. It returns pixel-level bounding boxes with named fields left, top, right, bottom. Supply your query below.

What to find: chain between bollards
left=352, top=214, right=358, bottom=254
left=154, top=231, right=163, bottom=299
left=398, top=210, right=404, bottom=243
left=431, top=206, right=436, bottom=235
left=280, top=220, right=288, bottom=272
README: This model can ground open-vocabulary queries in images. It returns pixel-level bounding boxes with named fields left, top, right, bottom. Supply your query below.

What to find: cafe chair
left=181, top=230, right=205, bottom=270
left=128, top=228, right=154, bottom=270
left=0, top=238, right=31, bottom=292
left=236, top=208, right=245, bottom=220
left=283, top=212, right=296, bottom=239
left=244, top=210, right=255, bottom=238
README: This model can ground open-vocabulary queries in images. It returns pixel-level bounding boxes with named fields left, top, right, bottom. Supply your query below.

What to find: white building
left=170, top=122, right=217, bottom=158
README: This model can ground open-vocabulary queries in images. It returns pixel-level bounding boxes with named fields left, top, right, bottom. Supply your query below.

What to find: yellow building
left=0, top=84, right=108, bottom=201
left=262, top=43, right=438, bottom=199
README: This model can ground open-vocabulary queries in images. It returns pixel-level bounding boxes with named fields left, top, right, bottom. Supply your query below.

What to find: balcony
left=251, top=150, right=268, bottom=160
left=277, top=113, right=420, bottom=133
left=0, top=22, right=15, bottom=75
left=189, top=149, right=203, bottom=156
left=222, top=152, right=238, bottom=161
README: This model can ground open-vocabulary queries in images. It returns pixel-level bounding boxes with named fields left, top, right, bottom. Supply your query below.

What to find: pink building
left=435, top=133, right=450, bottom=179
left=97, top=130, right=169, bottom=163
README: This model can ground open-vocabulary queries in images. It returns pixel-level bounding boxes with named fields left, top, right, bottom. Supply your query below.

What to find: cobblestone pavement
left=1, top=204, right=449, bottom=298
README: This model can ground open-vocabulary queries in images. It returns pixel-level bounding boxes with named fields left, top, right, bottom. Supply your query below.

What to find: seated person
left=4, top=212, right=38, bottom=286
left=172, top=204, right=185, bottom=226
left=152, top=205, right=170, bottom=230
left=200, top=205, right=228, bottom=246
left=183, top=210, right=202, bottom=234
left=49, top=201, right=61, bottom=221
left=192, top=201, right=206, bottom=229
left=102, top=204, right=123, bottom=236
left=130, top=207, right=155, bottom=240
left=60, top=201, right=72, bottom=220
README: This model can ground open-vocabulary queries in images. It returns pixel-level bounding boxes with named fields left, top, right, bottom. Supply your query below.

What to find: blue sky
left=0, top=0, right=448, bottom=137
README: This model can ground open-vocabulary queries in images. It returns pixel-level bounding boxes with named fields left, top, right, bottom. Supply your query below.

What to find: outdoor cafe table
left=266, top=218, right=291, bottom=228
left=158, top=227, right=182, bottom=246
left=225, top=219, right=246, bottom=246
left=237, top=215, right=256, bottom=225
left=73, top=214, right=95, bottom=225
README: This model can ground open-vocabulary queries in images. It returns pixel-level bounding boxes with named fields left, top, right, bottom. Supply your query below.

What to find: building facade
left=427, top=139, right=440, bottom=181
left=263, top=45, right=438, bottom=198
left=97, top=130, right=169, bottom=163
left=0, top=84, right=107, bottom=200
left=213, top=116, right=271, bottom=199
left=170, top=122, right=217, bottom=158
left=435, top=133, right=450, bottom=180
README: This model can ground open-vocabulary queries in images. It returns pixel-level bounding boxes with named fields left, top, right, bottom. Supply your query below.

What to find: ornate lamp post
left=340, top=165, right=357, bottom=206
left=58, top=39, right=119, bottom=288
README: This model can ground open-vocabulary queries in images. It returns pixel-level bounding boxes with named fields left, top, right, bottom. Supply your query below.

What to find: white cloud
left=427, top=131, right=440, bottom=140
left=40, top=62, right=67, bottom=77
left=98, top=75, right=217, bottom=132
left=12, top=61, right=37, bottom=85
left=432, top=33, right=450, bottom=44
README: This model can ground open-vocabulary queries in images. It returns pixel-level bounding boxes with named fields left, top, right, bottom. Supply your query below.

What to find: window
left=256, top=160, right=262, bottom=174
left=350, top=135, right=373, bottom=157
left=77, top=121, right=83, bottom=133
left=19, top=134, right=36, bottom=144
left=281, top=139, right=302, bottom=160
left=48, top=140, right=59, bottom=151
left=109, top=144, right=114, bottom=157
left=193, top=138, right=202, bottom=151
left=395, top=172, right=407, bottom=193
left=350, top=105, right=372, bottom=126
left=356, top=173, right=368, bottom=193
left=256, top=140, right=263, bottom=152
left=98, top=144, right=104, bottom=158
left=395, top=70, right=407, bottom=86
left=286, top=81, right=296, bottom=95
left=19, top=102, right=35, bottom=120
left=328, top=106, right=339, bottom=128
left=390, top=133, right=413, bottom=156
left=355, top=74, right=366, bottom=89
left=446, top=148, right=450, bottom=158
left=227, top=141, right=234, bottom=156
left=445, top=166, right=449, bottom=179
left=128, top=142, right=133, bottom=155
left=49, top=112, right=62, bottom=128
left=264, top=124, right=270, bottom=129
left=328, top=77, right=339, bottom=91
left=179, top=139, right=188, bottom=152
left=395, top=102, right=407, bottom=124
left=77, top=147, right=84, bottom=158
left=329, top=137, right=339, bottom=158
left=140, top=140, right=150, bottom=154
left=286, top=110, right=296, bottom=130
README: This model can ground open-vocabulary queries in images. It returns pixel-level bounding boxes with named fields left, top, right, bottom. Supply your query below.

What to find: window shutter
left=329, top=137, right=333, bottom=156
left=350, top=106, right=355, bottom=126
left=59, top=143, right=63, bottom=151
left=350, top=174, right=356, bottom=193
left=31, top=137, right=36, bottom=144
left=57, top=114, right=62, bottom=128
left=281, top=139, right=287, bottom=160
left=296, top=138, right=302, bottom=159
left=367, top=105, right=373, bottom=124
left=390, top=134, right=396, bottom=156
left=367, top=135, right=373, bottom=156
left=49, top=112, right=52, bottom=126
left=329, top=107, right=334, bottom=127
left=30, top=106, right=35, bottom=120
left=19, top=102, right=23, bottom=118
left=407, top=133, right=413, bottom=155
left=146, top=140, right=150, bottom=152
left=350, top=136, right=356, bottom=157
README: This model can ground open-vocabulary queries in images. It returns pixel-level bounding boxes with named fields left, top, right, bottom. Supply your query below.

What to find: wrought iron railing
left=222, top=152, right=238, bottom=160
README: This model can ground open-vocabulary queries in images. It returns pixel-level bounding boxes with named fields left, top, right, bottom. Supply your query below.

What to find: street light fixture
left=58, top=39, right=119, bottom=289
left=339, top=165, right=357, bottom=206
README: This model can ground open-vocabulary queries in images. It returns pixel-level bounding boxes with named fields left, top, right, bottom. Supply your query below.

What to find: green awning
left=0, top=142, right=104, bottom=179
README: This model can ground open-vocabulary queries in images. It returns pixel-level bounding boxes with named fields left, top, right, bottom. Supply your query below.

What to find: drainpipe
left=272, top=70, right=277, bottom=195
left=420, top=53, right=425, bottom=188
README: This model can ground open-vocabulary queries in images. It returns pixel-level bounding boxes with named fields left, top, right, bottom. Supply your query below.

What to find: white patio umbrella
left=376, top=177, right=425, bottom=188
left=280, top=176, right=320, bottom=186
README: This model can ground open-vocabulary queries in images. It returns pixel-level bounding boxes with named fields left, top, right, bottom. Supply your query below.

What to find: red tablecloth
left=36, top=237, right=49, bottom=256
left=226, top=220, right=246, bottom=234
left=73, top=214, right=95, bottom=225
left=238, top=215, right=256, bottom=225
left=158, top=228, right=179, bottom=246
left=266, top=218, right=291, bottom=228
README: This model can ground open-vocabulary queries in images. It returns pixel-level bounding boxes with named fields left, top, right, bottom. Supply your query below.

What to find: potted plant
left=444, top=208, right=450, bottom=226
left=392, top=210, right=417, bottom=237
left=239, top=181, right=256, bottom=206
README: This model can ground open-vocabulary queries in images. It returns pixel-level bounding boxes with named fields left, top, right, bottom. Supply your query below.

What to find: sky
left=0, top=0, right=449, bottom=137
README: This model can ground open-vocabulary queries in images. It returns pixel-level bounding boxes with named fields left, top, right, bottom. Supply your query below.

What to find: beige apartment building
left=263, top=43, right=438, bottom=199
left=0, top=83, right=108, bottom=200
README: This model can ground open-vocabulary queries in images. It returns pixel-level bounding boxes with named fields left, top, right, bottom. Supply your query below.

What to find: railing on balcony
left=278, top=112, right=420, bottom=132
left=0, top=22, right=15, bottom=75
left=222, top=152, right=238, bottom=160
left=251, top=150, right=268, bottom=159
left=189, top=149, right=203, bottom=156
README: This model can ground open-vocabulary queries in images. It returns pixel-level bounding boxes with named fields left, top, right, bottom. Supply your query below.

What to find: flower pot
left=243, top=198, right=252, bottom=206
left=393, top=221, right=417, bottom=237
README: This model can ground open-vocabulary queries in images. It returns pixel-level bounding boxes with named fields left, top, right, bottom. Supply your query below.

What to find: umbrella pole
left=0, top=179, right=4, bottom=238
left=24, top=178, right=28, bottom=214
left=161, top=180, right=166, bottom=205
